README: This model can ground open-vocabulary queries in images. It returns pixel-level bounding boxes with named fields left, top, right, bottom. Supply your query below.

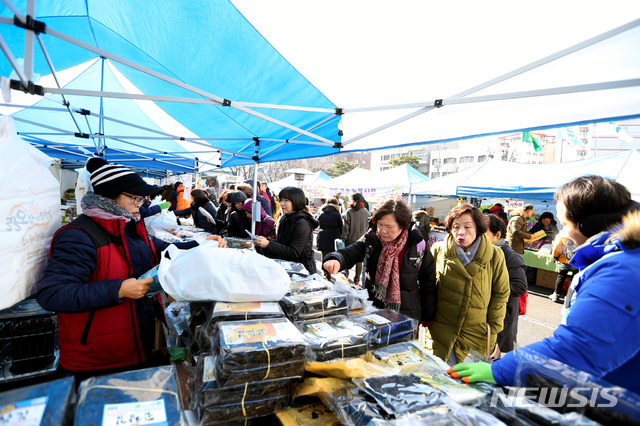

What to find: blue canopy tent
left=0, top=0, right=342, bottom=176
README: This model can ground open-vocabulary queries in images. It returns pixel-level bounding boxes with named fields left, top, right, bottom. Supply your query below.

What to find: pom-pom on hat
left=86, top=157, right=162, bottom=199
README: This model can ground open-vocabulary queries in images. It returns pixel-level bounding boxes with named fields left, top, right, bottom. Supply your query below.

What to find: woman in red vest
left=37, top=158, right=225, bottom=381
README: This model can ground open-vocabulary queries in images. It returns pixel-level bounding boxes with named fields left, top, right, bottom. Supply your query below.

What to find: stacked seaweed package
left=194, top=317, right=309, bottom=424
left=350, top=309, right=418, bottom=349
left=295, top=315, right=370, bottom=362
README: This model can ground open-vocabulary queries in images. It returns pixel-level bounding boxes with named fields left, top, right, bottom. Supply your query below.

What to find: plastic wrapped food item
left=295, top=315, right=370, bottom=361
left=75, top=366, right=182, bottom=426
left=288, top=273, right=333, bottom=294
left=0, top=377, right=75, bottom=426
left=295, top=377, right=352, bottom=398
left=305, top=357, right=399, bottom=380
left=194, top=354, right=294, bottom=406
left=198, top=394, right=289, bottom=424
left=273, top=259, right=310, bottom=276
left=211, top=301, right=285, bottom=322
left=366, top=341, right=449, bottom=373
left=354, top=373, right=442, bottom=417
left=412, top=372, right=485, bottom=405
left=350, top=310, right=417, bottom=348
left=213, top=318, right=308, bottom=386
left=276, top=401, right=341, bottom=426
left=318, top=383, right=390, bottom=426
left=280, top=291, right=348, bottom=321
left=331, top=280, right=373, bottom=313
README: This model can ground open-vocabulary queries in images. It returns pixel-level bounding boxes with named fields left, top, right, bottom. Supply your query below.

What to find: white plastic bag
left=74, top=166, right=92, bottom=215
left=0, top=116, right=62, bottom=310
left=145, top=210, right=178, bottom=232
left=157, top=244, right=290, bottom=302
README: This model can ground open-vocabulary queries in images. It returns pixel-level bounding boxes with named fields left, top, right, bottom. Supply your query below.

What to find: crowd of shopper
left=38, top=157, right=640, bottom=395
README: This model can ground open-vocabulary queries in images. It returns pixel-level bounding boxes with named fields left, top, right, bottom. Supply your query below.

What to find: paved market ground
left=313, top=247, right=563, bottom=351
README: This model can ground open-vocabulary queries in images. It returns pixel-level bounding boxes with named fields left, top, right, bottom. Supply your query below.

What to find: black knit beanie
left=86, top=157, right=162, bottom=199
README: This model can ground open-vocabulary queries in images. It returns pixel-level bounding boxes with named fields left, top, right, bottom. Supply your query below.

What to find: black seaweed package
left=273, top=259, right=310, bottom=276
left=75, top=366, right=181, bottom=426
left=0, top=377, right=75, bottom=426
left=350, top=309, right=417, bottom=341
left=288, top=273, right=332, bottom=294
left=215, top=318, right=308, bottom=371
left=318, top=383, right=390, bottom=426
left=211, top=301, right=285, bottom=322
left=216, top=359, right=305, bottom=388
left=370, top=329, right=415, bottom=348
left=367, top=341, right=450, bottom=372
left=295, top=315, right=370, bottom=362
left=280, top=291, right=348, bottom=321
left=198, top=394, right=289, bottom=424
left=196, top=354, right=294, bottom=405
left=354, top=373, right=442, bottom=416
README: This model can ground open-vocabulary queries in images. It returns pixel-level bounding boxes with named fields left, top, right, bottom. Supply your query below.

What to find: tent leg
left=251, top=159, right=259, bottom=236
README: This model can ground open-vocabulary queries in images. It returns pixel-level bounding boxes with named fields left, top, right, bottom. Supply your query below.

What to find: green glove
left=447, top=362, right=496, bottom=384
left=159, top=202, right=170, bottom=210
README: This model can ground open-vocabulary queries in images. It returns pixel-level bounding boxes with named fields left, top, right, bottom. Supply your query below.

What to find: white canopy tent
left=268, top=170, right=331, bottom=193
left=411, top=151, right=640, bottom=201
left=318, top=163, right=430, bottom=201
left=233, top=1, right=640, bottom=154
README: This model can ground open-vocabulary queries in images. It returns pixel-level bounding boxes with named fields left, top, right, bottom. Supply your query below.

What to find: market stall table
left=522, top=250, right=559, bottom=289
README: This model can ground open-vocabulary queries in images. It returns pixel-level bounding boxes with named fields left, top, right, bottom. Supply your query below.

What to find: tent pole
left=22, top=0, right=35, bottom=82
left=251, top=153, right=259, bottom=237
left=194, top=159, right=200, bottom=189
left=42, top=27, right=336, bottom=145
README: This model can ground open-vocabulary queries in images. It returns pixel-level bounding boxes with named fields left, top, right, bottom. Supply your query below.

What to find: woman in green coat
left=429, top=204, right=510, bottom=365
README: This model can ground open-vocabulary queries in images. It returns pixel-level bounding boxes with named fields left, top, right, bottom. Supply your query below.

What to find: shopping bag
left=0, top=116, right=62, bottom=310
left=145, top=209, right=178, bottom=233
left=157, top=243, right=290, bottom=302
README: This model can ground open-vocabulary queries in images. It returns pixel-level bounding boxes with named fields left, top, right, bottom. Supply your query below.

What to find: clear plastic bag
left=332, top=280, right=373, bottom=313
left=318, top=383, right=390, bottom=426
left=75, top=366, right=182, bottom=426
left=365, top=341, right=450, bottom=373
left=288, top=273, right=333, bottom=294
left=295, top=315, right=370, bottom=362
left=353, top=373, right=442, bottom=417
left=350, top=309, right=418, bottom=347
left=280, top=290, right=348, bottom=321
left=212, top=318, right=308, bottom=387
left=0, top=377, right=75, bottom=426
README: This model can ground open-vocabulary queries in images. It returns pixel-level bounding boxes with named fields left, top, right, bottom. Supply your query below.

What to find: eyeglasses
left=122, top=193, right=144, bottom=205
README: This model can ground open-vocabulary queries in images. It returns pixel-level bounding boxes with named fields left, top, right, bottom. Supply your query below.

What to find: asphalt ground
left=313, top=247, right=562, bottom=351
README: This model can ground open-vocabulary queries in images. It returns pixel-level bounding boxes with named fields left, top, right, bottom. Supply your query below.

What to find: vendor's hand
left=119, top=277, right=153, bottom=300
left=447, top=362, right=496, bottom=384
left=206, top=235, right=226, bottom=248
left=159, top=202, right=170, bottom=210
left=323, top=260, right=341, bottom=275
left=254, top=236, right=269, bottom=248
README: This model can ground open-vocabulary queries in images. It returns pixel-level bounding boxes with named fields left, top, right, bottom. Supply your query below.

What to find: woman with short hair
left=255, top=186, right=318, bottom=273
left=429, top=204, right=509, bottom=364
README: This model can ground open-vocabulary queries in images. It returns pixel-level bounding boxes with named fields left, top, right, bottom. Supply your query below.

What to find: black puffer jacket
left=495, top=239, right=528, bottom=352
left=323, top=224, right=437, bottom=322
left=316, top=205, right=343, bottom=252
left=262, top=210, right=319, bottom=274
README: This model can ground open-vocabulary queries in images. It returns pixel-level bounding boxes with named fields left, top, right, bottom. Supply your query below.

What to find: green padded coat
left=429, top=233, right=510, bottom=363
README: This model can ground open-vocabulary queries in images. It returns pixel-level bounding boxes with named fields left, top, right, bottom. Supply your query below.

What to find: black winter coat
left=316, top=205, right=343, bottom=251
left=227, top=210, right=251, bottom=238
left=495, top=239, right=528, bottom=352
left=214, top=204, right=228, bottom=235
left=324, top=225, right=437, bottom=322
left=175, top=199, right=218, bottom=233
left=262, top=210, right=319, bottom=274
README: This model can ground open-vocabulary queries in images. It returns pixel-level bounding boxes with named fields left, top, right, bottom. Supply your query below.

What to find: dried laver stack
left=350, top=309, right=418, bottom=349
left=75, top=366, right=182, bottom=426
left=197, top=301, right=285, bottom=352
left=280, top=290, right=348, bottom=322
left=287, top=273, right=333, bottom=295
left=295, top=315, right=370, bottom=362
left=195, top=318, right=308, bottom=424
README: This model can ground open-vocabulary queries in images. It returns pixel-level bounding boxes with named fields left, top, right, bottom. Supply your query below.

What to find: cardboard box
left=536, top=268, right=558, bottom=289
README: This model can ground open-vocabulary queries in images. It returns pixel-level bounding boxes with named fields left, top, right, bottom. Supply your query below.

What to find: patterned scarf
left=373, top=228, right=408, bottom=311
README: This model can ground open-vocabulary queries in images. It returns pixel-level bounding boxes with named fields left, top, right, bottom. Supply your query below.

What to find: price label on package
left=102, top=400, right=167, bottom=426
left=0, top=396, right=47, bottom=426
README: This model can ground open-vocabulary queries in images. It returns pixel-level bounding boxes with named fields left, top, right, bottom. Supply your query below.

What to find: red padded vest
left=52, top=215, right=158, bottom=372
